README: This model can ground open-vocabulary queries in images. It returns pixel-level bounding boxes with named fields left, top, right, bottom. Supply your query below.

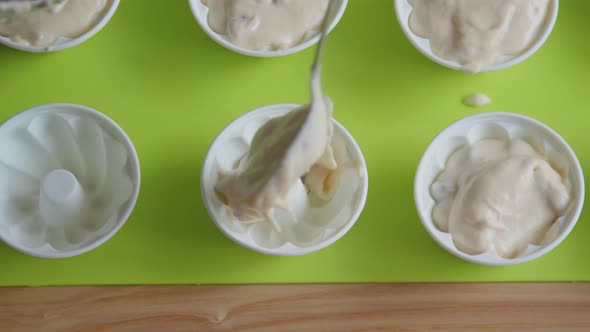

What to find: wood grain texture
left=1, top=283, right=590, bottom=332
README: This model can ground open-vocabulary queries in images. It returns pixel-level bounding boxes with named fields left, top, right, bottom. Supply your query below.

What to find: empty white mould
left=0, top=103, right=140, bottom=258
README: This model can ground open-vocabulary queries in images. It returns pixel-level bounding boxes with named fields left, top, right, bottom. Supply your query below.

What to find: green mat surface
left=0, top=1, right=589, bottom=286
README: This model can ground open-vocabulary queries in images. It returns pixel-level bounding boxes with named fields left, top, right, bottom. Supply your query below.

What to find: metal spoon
left=307, top=0, right=339, bottom=170
left=311, top=0, right=339, bottom=81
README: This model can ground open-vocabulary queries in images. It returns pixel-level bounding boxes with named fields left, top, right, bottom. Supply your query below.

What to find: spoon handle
left=311, top=0, right=339, bottom=76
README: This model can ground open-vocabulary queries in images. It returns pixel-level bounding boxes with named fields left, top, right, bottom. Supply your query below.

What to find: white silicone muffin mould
left=394, top=0, right=559, bottom=72
left=414, top=112, right=584, bottom=266
left=201, top=104, right=369, bottom=256
left=0, top=103, right=140, bottom=258
left=0, top=0, right=120, bottom=53
left=189, top=0, right=348, bottom=57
